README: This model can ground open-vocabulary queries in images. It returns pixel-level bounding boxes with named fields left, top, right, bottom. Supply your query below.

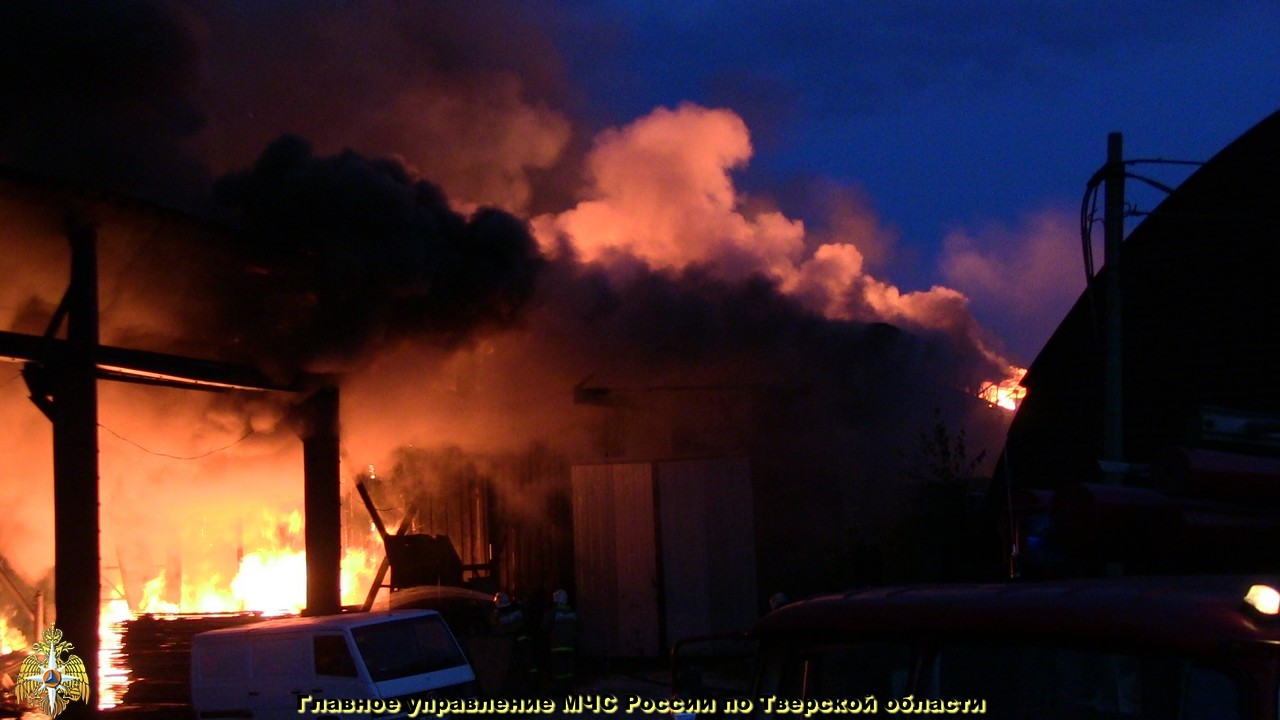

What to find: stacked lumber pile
left=109, top=613, right=271, bottom=714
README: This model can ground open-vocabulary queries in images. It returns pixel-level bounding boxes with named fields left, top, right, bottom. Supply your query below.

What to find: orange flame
left=1, top=614, right=27, bottom=655
left=97, top=510, right=384, bottom=708
left=979, top=366, right=1027, bottom=411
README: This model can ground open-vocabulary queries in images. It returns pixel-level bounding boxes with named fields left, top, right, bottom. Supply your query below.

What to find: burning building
left=0, top=1, right=1024, bottom=710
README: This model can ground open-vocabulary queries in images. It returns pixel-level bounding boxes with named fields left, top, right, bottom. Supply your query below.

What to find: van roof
left=193, top=609, right=440, bottom=640
left=755, top=575, right=1280, bottom=656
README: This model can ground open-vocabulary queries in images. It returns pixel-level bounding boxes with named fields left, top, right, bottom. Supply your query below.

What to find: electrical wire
left=98, top=423, right=257, bottom=460
left=1080, top=171, right=1103, bottom=283
left=1079, top=170, right=1104, bottom=346
left=1123, top=158, right=1206, bottom=167
left=1124, top=172, right=1178, bottom=196
left=1079, top=157, right=1201, bottom=335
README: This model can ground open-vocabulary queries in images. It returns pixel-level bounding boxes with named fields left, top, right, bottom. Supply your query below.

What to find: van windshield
left=351, top=615, right=467, bottom=682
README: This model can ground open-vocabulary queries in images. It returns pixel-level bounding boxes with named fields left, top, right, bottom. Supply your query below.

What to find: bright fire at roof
left=979, top=366, right=1028, bottom=412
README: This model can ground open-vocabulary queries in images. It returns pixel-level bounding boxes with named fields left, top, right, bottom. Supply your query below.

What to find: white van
left=190, top=609, right=475, bottom=719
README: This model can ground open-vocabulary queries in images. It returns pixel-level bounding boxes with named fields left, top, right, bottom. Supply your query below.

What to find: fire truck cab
left=673, top=575, right=1280, bottom=719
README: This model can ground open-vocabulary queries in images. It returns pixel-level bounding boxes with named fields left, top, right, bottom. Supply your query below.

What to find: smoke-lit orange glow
left=979, top=366, right=1028, bottom=411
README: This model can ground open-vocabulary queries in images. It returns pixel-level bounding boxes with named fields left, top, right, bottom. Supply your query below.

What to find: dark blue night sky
left=2, top=1, right=1279, bottom=365
left=551, top=2, right=1280, bottom=360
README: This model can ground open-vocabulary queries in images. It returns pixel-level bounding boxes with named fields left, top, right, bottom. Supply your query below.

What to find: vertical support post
left=300, top=385, right=342, bottom=615
left=55, top=217, right=101, bottom=718
left=1102, top=132, right=1125, bottom=484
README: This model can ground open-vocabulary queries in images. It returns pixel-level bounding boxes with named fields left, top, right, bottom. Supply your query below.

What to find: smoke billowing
left=186, top=0, right=575, bottom=215
left=940, top=210, right=1083, bottom=362
left=210, top=135, right=544, bottom=373
left=533, top=103, right=1004, bottom=373
left=0, top=0, right=1026, bottom=596
left=0, top=1, right=208, bottom=203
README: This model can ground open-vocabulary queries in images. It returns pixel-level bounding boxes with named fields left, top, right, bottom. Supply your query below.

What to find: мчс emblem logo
left=14, top=623, right=92, bottom=718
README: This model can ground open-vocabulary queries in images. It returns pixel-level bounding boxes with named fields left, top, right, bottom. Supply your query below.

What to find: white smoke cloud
left=535, top=103, right=805, bottom=278
left=535, top=103, right=999, bottom=354
left=939, top=208, right=1083, bottom=362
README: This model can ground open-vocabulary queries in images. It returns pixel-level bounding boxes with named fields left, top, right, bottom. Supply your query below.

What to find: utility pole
left=1102, top=132, right=1125, bottom=484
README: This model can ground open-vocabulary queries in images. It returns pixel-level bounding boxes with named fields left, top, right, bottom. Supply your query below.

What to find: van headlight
left=1244, top=584, right=1280, bottom=616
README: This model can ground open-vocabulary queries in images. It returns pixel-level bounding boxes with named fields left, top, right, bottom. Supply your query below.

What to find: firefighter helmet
left=494, top=592, right=512, bottom=608
left=552, top=589, right=569, bottom=605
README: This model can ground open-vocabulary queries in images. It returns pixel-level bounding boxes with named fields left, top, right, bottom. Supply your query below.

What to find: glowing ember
left=979, top=366, right=1028, bottom=411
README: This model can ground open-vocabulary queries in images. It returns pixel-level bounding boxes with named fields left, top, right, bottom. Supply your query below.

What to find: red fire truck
left=674, top=575, right=1280, bottom=719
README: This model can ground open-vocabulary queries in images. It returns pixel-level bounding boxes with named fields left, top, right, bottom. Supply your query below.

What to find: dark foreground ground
left=3, top=617, right=680, bottom=719
left=96, top=658, right=676, bottom=720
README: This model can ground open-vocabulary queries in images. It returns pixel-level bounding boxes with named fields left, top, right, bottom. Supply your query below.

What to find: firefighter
left=490, top=592, right=523, bottom=633
left=489, top=593, right=537, bottom=695
left=544, top=588, right=579, bottom=693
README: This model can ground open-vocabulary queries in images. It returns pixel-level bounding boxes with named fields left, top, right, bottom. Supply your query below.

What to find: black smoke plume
left=210, top=135, right=544, bottom=374
left=0, top=0, right=209, bottom=203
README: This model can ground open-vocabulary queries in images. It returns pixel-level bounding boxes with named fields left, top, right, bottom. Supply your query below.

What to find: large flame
left=96, top=510, right=383, bottom=708
left=0, top=614, right=27, bottom=655
left=979, top=366, right=1028, bottom=412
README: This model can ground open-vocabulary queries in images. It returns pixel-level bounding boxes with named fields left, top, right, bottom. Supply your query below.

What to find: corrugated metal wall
left=570, top=462, right=660, bottom=657
left=350, top=448, right=758, bottom=656
left=492, top=446, right=574, bottom=605
left=412, top=464, right=490, bottom=573
left=657, top=457, right=756, bottom=644
left=571, top=457, right=756, bottom=657
left=354, top=446, right=574, bottom=605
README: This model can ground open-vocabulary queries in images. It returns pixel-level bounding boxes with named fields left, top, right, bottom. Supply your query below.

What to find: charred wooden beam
left=356, top=477, right=427, bottom=611
left=1, top=330, right=309, bottom=393
left=54, top=217, right=99, bottom=720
